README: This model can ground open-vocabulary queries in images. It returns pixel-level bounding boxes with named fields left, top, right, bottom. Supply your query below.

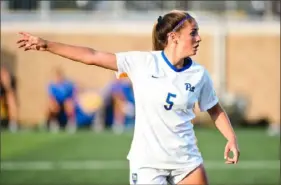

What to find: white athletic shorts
left=129, top=160, right=203, bottom=185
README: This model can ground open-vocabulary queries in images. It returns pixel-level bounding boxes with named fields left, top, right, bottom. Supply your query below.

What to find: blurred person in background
left=72, top=84, right=104, bottom=130
left=16, top=9, right=240, bottom=185
left=0, top=65, right=18, bottom=132
left=101, top=74, right=135, bottom=133
left=267, top=122, right=280, bottom=137
left=45, top=67, right=76, bottom=133
left=110, top=74, right=135, bottom=134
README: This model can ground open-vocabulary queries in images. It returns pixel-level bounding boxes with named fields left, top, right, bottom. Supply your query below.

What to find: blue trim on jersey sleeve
left=161, top=51, right=192, bottom=72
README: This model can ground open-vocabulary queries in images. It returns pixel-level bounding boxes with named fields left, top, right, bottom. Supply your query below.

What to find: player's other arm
left=207, top=103, right=240, bottom=164
left=198, top=69, right=240, bottom=164
left=16, top=32, right=118, bottom=71
left=207, top=103, right=236, bottom=142
left=198, top=70, right=237, bottom=142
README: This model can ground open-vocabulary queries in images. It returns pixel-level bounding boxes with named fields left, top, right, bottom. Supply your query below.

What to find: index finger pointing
left=19, top=32, right=31, bottom=37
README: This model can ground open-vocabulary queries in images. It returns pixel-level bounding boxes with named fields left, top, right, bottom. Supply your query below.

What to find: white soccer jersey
left=115, top=50, right=218, bottom=169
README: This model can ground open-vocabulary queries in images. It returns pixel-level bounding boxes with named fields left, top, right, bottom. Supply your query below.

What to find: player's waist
left=127, top=150, right=203, bottom=169
left=129, top=134, right=200, bottom=160
left=133, top=110, right=197, bottom=141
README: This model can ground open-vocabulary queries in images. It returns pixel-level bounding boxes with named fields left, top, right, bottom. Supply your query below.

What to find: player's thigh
left=129, top=164, right=169, bottom=185
left=175, top=164, right=208, bottom=185
left=47, top=98, right=61, bottom=113
left=63, top=99, right=75, bottom=116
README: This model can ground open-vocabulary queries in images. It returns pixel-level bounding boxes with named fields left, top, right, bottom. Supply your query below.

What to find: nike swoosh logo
left=151, top=75, right=158, bottom=78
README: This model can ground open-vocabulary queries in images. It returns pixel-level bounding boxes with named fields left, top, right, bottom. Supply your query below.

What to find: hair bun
left=157, top=16, right=163, bottom=24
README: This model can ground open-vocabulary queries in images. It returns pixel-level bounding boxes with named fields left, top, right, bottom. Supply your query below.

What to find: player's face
left=177, top=20, right=201, bottom=57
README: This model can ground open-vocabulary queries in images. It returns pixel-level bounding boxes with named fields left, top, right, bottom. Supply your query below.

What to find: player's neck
left=163, top=49, right=185, bottom=69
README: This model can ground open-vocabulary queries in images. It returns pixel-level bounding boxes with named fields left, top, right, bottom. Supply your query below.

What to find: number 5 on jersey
left=164, top=92, right=177, bottom=110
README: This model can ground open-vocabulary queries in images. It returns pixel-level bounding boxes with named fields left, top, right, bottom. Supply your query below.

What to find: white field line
left=1, top=160, right=279, bottom=171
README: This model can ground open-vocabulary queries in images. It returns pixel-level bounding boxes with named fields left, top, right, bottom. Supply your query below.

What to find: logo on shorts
left=132, top=173, right=138, bottom=184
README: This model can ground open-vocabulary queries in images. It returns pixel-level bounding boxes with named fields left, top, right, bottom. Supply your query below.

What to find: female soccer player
left=17, top=10, right=240, bottom=185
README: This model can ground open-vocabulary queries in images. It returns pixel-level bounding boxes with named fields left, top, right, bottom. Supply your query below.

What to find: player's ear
left=167, top=32, right=178, bottom=44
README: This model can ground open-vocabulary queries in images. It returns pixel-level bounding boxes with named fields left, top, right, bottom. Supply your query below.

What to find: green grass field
left=0, top=128, right=280, bottom=185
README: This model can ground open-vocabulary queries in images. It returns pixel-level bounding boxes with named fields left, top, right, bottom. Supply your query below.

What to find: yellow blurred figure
left=76, top=90, right=103, bottom=114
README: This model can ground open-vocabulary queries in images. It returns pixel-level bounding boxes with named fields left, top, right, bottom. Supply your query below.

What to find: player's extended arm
left=16, top=32, right=118, bottom=71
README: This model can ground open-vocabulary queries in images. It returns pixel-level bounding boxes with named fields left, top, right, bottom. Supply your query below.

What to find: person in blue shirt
left=45, top=67, right=76, bottom=132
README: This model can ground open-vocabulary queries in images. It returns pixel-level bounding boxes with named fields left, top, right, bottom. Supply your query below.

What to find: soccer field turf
left=0, top=128, right=279, bottom=185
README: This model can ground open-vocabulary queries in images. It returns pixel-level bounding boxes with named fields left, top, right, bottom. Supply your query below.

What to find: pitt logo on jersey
left=185, top=83, right=195, bottom=92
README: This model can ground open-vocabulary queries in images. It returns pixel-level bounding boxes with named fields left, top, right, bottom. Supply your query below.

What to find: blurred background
left=0, top=1, right=280, bottom=185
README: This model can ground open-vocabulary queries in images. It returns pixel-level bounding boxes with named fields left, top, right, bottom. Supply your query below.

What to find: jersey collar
left=161, top=51, right=192, bottom=72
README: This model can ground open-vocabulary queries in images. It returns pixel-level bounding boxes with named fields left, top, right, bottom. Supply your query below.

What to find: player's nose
left=196, top=34, right=202, bottom=42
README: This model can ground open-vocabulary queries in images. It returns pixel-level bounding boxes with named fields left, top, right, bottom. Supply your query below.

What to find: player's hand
left=17, top=32, right=47, bottom=51
left=224, top=139, right=240, bottom=164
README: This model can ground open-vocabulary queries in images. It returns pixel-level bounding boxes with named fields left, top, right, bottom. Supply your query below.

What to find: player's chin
left=189, top=50, right=197, bottom=56
left=185, top=49, right=198, bottom=57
